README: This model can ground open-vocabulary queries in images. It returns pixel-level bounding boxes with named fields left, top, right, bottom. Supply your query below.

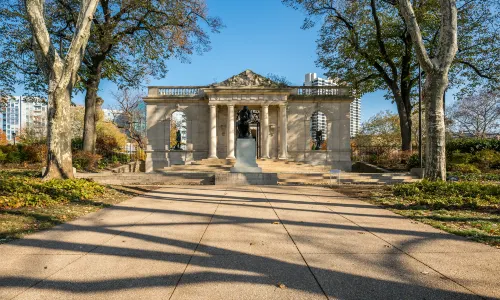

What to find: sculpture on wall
left=315, top=130, right=323, bottom=150
left=237, top=106, right=252, bottom=138
left=174, top=130, right=182, bottom=150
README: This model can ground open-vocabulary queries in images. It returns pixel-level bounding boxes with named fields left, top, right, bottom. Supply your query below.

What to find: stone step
left=77, top=171, right=418, bottom=186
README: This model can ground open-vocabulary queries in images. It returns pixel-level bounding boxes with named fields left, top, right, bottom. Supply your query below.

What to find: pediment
left=213, top=70, right=282, bottom=88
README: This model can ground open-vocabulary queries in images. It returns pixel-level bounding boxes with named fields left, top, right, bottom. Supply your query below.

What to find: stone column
left=209, top=104, right=218, bottom=159
left=279, top=104, right=288, bottom=159
left=261, top=105, right=270, bottom=159
left=226, top=104, right=235, bottom=159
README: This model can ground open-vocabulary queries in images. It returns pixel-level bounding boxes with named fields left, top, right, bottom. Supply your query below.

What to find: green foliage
left=447, top=138, right=500, bottom=154
left=355, top=110, right=402, bottom=148
left=0, top=143, right=47, bottom=164
left=72, top=151, right=102, bottom=172
left=0, top=149, right=6, bottom=162
left=473, top=150, right=500, bottom=169
left=407, top=153, right=422, bottom=170
left=451, top=163, right=481, bottom=174
left=5, top=151, right=21, bottom=164
left=448, top=152, right=473, bottom=164
left=392, top=181, right=500, bottom=209
left=0, top=171, right=106, bottom=209
left=448, top=171, right=500, bottom=182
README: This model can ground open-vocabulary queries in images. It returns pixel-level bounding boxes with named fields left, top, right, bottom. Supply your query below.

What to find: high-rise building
left=350, top=98, right=361, bottom=137
left=0, top=96, right=48, bottom=141
left=304, top=73, right=361, bottom=137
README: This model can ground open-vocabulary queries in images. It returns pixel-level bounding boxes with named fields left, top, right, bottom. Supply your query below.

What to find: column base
left=226, top=155, right=236, bottom=159
left=278, top=156, right=288, bottom=160
left=208, top=155, right=218, bottom=159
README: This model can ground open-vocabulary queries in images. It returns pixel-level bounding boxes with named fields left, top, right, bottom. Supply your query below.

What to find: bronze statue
left=174, top=129, right=182, bottom=150
left=237, top=106, right=252, bottom=138
left=315, top=130, right=323, bottom=150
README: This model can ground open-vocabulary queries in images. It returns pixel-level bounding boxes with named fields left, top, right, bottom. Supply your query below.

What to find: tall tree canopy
left=19, top=0, right=99, bottom=178
left=0, top=0, right=222, bottom=152
left=282, top=0, right=500, bottom=152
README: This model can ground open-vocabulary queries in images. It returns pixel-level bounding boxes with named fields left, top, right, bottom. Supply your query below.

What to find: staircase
left=159, top=158, right=419, bottom=185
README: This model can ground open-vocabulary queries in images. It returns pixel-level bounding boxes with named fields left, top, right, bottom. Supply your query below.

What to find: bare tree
left=448, top=90, right=500, bottom=137
left=24, top=0, right=99, bottom=178
left=110, top=89, right=147, bottom=151
left=398, top=0, right=458, bottom=181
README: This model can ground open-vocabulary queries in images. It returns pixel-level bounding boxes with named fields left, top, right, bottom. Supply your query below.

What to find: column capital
left=209, top=104, right=217, bottom=108
left=279, top=103, right=287, bottom=108
left=261, top=104, right=269, bottom=108
left=227, top=104, right=234, bottom=108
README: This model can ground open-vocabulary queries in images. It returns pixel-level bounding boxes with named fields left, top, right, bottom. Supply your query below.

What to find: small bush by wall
left=72, top=151, right=102, bottom=172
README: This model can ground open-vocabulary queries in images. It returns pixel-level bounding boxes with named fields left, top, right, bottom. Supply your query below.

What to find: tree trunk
left=423, top=71, right=447, bottom=181
left=44, top=83, right=74, bottom=179
left=82, top=63, right=102, bottom=153
left=393, top=90, right=413, bottom=151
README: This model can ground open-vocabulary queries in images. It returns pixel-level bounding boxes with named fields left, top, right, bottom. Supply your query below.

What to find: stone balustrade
left=148, top=86, right=204, bottom=97
left=289, top=86, right=351, bottom=96
left=147, top=86, right=351, bottom=97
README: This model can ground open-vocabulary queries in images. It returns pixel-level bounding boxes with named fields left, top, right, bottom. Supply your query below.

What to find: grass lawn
left=0, top=169, right=160, bottom=243
left=334, top=183, right=500, bottom=249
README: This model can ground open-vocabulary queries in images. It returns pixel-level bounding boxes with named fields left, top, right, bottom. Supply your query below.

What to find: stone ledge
left=215, top=173, right=278, bottom=185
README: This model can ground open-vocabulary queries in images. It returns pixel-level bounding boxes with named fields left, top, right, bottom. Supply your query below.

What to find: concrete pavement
left=0, top=186, right=498, bottom=299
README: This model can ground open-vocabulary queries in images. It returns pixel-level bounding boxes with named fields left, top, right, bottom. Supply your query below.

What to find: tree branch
left=398, top=0, right=434, bottom=71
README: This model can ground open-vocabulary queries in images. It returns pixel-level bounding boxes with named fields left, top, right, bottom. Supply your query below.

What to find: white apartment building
left=304, top=73, right=361, bottom=137
left=0, top=96, right=47, bottom=141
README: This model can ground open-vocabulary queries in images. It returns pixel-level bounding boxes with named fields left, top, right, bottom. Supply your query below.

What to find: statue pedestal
left=230, top=139, right=262, bottom=173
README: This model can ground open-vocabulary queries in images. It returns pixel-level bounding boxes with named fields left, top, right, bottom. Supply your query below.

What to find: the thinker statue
left=237, top=106, right=252, bottom=138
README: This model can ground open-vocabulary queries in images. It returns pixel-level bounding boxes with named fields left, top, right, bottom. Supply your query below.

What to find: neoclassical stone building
left=144, top=70, right=354, bottom=171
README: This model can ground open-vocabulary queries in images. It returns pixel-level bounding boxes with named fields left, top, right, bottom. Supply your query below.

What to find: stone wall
left=287, top=101, right=352, bottom=170
left=146, top=99, right=210, bottom=169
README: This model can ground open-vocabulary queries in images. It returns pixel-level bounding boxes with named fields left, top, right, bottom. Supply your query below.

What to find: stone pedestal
left=230, top=139, right=262, bottom=173
left=168, top=150, right=194, bottom=165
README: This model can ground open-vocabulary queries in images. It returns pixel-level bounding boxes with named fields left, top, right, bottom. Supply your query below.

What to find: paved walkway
left=1, top=186, right=498, bottom=299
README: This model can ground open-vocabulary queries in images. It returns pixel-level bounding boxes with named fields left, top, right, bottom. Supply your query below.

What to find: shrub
left=0, top=150, right=6, bottom=163
left=392, top=180, right=500, bottom=209
left=96, top=122, right=127, bottom=156
left=448, top=171, right=500, bottom=182
left=0, top=171, right=106, bottom=208
left=407, top=153, right=424, bottom=170
left=451, top=163, right=481, bottom=173
left=72, top=151, right=102, bottom=171
left=6, top=151, right=22, bottom=164
left=448, top=152, right=473, bottom=164
left=447, top=138, right=500, bottom=154
left=473, top=149, right=500, bottom=169
left=23, top=143, right=47, bottom=163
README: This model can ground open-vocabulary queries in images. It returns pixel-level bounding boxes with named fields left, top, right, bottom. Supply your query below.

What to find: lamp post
left=418, top=66, right=423, bottom=168
left=12, top=132, right=16, bottom=146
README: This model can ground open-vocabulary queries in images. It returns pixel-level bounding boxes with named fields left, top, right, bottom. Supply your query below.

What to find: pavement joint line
left=302, top=187, right=486, bottom=299
left=259, top=187, right=329, bottom=300
left=168, top=188, right=225, bottom=300
left=9, top=201, right=158, bottom=300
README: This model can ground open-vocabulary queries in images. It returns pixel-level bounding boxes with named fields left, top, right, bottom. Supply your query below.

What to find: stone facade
left=144, top=70, right=354, bottom=172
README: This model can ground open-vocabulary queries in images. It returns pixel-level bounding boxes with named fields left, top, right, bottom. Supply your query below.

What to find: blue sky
left=71, top=0, right=404, bottom=123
